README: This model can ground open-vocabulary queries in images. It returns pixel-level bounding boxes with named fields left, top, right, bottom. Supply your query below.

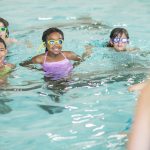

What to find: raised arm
left=64, top=46, right=92, bottom=67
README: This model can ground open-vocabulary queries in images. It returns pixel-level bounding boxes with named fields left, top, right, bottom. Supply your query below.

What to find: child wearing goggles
left=20, top=27, right=91, bottom=80
left=106, top=27, right=138, bottom=52
left=0, top=17, right=17, bottom=45
left=107, top=27, right=130, bottom=52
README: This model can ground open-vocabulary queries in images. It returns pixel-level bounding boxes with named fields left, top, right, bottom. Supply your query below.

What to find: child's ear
left=109, top=39, right=114, bottom=46
left=109, top=39, right=113, bottom=44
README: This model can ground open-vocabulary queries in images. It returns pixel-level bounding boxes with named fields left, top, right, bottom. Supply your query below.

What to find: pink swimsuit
left=42, top=52, right=73, bottom=80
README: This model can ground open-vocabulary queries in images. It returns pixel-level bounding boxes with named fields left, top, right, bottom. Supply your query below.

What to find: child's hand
left=82, top=45, right=93, bottom=60
left=85, top=45, right=92, bottom=56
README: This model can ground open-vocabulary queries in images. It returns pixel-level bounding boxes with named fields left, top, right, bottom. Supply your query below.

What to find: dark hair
left=0, top=37, right=7, bottom=49
left=0, top=17, right=9, bottom=37
left=42, top=27, right=64, bottom=52
left=107, top=28, right=129, bottom=47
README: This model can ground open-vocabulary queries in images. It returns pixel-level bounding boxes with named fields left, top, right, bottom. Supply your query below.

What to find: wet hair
left=0, top=17, right=9, bottom=37
left=0, top=37, right=7, bottom=49
left=107, top=28, right=129, bottom=47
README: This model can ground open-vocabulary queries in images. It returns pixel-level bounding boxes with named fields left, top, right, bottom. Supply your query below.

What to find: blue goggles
left=47, top=39, right=63, bottom=45
left=112, top=38, right=129, bottom=43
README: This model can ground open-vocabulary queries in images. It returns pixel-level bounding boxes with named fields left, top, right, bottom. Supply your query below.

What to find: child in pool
left=20, top=27, right=91, bottom=80
left=106, top=27, right=136, bottom=52
left=0, top=37, right=15, bottom=83
left=87, top=27, right=137, bottom=52
left=0, top=17, right=17, bottom=45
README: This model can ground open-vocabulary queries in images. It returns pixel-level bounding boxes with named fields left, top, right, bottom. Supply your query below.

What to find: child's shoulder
left=32, top=53, right=45, bottom=63
left=62, top=51, right=74, bottom=56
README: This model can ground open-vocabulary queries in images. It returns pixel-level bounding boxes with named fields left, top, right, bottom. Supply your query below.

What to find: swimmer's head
left=42, top=27, right=64, bottom=52
left=0, top=37, right=7, bottom=59
left=108, top=28, right=129, bottom=52
left=0, top=18, right=9, bottom=38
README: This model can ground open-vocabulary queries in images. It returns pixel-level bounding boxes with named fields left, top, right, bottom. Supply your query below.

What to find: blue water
left=1, top=0, right=150, bottom=149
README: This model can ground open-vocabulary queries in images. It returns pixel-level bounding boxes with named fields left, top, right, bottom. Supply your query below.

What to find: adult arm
left=127, top=81, right=150, bottom=150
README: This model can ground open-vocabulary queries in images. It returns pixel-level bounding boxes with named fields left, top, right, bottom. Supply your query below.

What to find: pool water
left=1, top=0, right=150, bottom=149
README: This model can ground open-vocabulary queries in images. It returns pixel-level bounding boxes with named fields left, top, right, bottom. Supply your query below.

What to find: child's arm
left=126, top=47, right=140, bottom=51
left=20, top=59, right=34, bottom=67
left=81, top=45, right=92, bottom=60
left=65, top=46, right=92, bottom=67
left=19, top=55, right=43, bottom=69
left=63, top=51, right=82, bottom=68
left=8, top=38, right=33, bottom=48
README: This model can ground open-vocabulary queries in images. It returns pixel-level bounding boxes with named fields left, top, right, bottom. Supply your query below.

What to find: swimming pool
left=1, top=0, right=150, bottom=149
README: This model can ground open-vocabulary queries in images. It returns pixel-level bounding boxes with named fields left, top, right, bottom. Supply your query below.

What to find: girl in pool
left=0, top=17, right=17, bottom=45
left=87, top=27, right=137, bottom=52
left=20, top=27, right=91, bottom=80
left=106, top=27, right=132, bottom=52
left=0, top=37, right=15, bottom=83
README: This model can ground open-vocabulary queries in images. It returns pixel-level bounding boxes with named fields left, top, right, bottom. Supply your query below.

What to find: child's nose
left=117, top=41, right=123, bottom=45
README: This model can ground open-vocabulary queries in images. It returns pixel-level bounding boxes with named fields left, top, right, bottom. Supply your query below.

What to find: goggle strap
left=36, top=42, right=45, bottom=54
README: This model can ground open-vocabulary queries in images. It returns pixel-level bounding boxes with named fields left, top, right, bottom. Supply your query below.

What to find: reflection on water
left=38, top=105, right=65, bottom=114
left=13, top=16, right=111, bottom=41
left=0, top=69, right=146, bottom=115
left=0, top=102, right=12, bottom=114
left=0, top=95, right=13, bottom=114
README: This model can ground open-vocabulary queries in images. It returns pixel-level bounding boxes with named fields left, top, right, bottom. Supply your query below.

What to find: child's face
left=111, top=33, right=129, bottom=52
left=0, top=42, right=7, bottom=60
left=0, top=22, right=7, bottom=40
left=46, top=32, right=63, bottom=55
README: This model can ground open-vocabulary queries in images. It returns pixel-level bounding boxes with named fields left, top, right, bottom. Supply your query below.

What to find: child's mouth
left=53, top=47, right=61, bottom=53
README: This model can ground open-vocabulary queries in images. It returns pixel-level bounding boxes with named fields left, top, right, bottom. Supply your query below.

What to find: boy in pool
left=0, top=17, right=17, bottom=45
left=20, top=27, right=91, bottom=80
left=0, top=37, right=15, bottom=83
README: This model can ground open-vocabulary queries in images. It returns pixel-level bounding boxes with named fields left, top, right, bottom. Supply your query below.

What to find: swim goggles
left=0, top=27, right=7, bottom=32
left=36, top=39, right=64, bottom=53
left=47, top=39, right=63, bottom=45
left=112, top=38, right=129, bottom=43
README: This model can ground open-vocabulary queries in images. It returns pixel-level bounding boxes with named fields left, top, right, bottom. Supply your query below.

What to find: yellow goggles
left=47, top=39, right=63, bottom=45
left=36, top=40, right=63, bottom=53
